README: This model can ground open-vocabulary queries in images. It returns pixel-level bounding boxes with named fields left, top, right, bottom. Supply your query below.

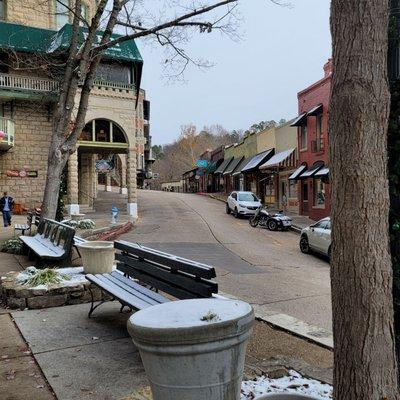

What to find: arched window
left=80, top=119, right=127, bottom=144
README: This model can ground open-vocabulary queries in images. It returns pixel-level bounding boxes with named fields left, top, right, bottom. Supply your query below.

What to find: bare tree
left=330, top=0, right=400, bottom=398
left=40, top=0, right=240, bottom=218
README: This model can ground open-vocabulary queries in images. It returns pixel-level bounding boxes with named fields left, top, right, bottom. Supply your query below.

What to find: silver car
left=299, top=217, right=331, bottom=259
left=226, top=191, right=261, bottom=218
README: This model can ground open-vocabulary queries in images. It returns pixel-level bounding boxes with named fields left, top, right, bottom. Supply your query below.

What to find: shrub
left=1, top=238, right=24, bottom=254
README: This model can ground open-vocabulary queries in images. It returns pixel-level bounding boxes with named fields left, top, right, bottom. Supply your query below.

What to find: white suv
left=226, top=191, right=261, bottom=218
left=300, top=217, right=331, bottom=259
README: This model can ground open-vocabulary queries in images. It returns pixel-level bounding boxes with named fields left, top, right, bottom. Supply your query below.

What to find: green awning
left=0, top=22, right=142, bottom=63
left=0, top=22, right=54, bottom=53
left=47, top=24, right=142, bottom=63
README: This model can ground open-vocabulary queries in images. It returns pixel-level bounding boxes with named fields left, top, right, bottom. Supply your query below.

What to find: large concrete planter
left=256, top=395, right=320, bottom=399
left=77, top=241, right=114, bottom=274
left=128, top=298, right=254, bottom=400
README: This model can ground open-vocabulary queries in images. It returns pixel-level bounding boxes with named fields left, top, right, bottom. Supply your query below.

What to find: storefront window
left=314, top=178, right=325, bottom=206
left=289, top=180, right=297, bottom=198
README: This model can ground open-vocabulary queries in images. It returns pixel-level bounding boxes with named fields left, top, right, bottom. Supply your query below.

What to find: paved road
left=122, top=190, right=332, bottom=331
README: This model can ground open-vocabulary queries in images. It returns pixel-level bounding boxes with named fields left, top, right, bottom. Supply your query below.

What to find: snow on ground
left=241, top=370, right=332, bottom=399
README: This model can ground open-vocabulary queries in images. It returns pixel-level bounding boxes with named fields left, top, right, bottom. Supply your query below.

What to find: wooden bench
left=72, top=235, right=87, bottom=259
left=20, top=218, right=75, bottom=263
left=85, top=240, right=218, bottom=317
left=14, top=212, right=36, bottom=236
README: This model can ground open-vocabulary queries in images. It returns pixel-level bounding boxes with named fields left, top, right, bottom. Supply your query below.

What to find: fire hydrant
left=111, top=205, right=119, bottom=224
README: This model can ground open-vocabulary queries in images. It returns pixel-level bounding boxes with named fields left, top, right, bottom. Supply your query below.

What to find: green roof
left=0, top=22, right=142, bottom=63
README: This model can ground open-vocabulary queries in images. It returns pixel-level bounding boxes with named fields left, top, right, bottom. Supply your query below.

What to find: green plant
left=25, top=268, right=70, bottom=287
left=1, top=238, right=24, bottom=254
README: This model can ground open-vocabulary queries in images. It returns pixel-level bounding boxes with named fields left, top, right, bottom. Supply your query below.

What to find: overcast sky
left=138, top=0, right=331, bottom=145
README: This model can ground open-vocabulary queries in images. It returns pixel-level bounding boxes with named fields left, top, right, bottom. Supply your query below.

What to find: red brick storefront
left=290, top=60, right=332, bottom=221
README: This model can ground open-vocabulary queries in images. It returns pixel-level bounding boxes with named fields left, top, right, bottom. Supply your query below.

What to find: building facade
left=290, top=59, right=332, bottom=220
left=0, top=0, right=149, bottom=218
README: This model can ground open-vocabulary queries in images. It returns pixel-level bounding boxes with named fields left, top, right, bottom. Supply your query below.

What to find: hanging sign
left=5, top=170, right=38, bottom=178
left=196, top=160, right=208, bottom=168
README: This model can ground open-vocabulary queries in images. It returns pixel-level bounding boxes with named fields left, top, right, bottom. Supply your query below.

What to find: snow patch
left=241, top=370, right=332, bottom=399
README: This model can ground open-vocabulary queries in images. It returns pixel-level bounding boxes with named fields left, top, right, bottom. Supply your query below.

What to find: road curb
left=217, top=292, right=333, bottom=350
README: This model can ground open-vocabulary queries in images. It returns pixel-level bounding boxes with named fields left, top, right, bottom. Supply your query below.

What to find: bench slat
left=110, top=271, right=169, bottom=304
left=86, top=274, right=155, bottom=310
left=115, top=253, right=217, bottom=298
left=114, top=240, right=216, bottom=279
left=117, top=263, right=202, bottom=300
left=104, top=273, right=165, bottom=306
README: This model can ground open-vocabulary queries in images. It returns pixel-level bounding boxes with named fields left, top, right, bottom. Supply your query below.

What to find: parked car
left=226, top=191, right=261, bottom=218
left=299, top=217, right=331, bottom=259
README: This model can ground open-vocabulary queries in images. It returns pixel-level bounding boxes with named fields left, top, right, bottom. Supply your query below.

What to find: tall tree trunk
left=330, top=1, right=399, bottom=398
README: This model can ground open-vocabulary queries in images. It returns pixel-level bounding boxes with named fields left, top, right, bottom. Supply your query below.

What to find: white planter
left=70, top=213, right=85, bottom=221
left=77, top=241, right=115, bottom=274
left=128, top=298, right=254, bottom=400
left=256, top=395, right=320, bottom=399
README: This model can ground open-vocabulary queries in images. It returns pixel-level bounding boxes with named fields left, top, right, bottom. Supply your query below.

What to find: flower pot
left=128, top=298, right=254, bottom=400
left=256, top=395, right=320, bottom=399
left=70, top=213, right=85, bottom=221
left=77, top=241, right=114, bottom=274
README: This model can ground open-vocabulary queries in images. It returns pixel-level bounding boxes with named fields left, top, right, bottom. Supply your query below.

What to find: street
left=122, top=190, right=332, bottom=331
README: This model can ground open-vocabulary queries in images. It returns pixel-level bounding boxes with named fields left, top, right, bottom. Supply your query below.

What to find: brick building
left=0, top=0, right=151, bottom=217
left=289, top=59, right=332, bottom=221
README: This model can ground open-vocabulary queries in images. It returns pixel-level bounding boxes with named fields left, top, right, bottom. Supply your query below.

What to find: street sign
left=196, top=159, right=208, bottom=168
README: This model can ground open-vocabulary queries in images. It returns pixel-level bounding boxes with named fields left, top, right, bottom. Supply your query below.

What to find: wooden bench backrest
left=114, top=240, right=218, bottom=300
left=37, top=219, right=75, bottom=251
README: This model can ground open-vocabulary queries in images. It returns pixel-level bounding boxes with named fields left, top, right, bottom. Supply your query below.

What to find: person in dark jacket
left=0, top=192, right=14, bottom=227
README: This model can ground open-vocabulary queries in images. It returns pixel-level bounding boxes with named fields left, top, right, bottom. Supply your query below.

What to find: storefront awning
left=314, top=167, right=329, bottom=177
left=289, top=164, right=307, bottom=180
left=298, top=162, right=324, bottom=179
left=307, top=104, right=323, bottom=116
left=290, top=113, right=307, bottom=127
left=232, top=157, right=251, bottom=176
left=214, top=157, right=233, bottom=174
left=241, top=149, right=274, bottom=173
left=205, top=160, right=220, bottom=173
left=259, top=148, right=295, bottom=170
left=223, top=156, right=244, bottom=175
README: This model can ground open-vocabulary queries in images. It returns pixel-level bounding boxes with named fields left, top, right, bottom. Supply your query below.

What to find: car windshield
left=238, top=193, right=258, bottom=202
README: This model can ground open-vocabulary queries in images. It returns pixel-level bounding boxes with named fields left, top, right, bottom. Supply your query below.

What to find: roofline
left=297, top=73, right=332, bottom=98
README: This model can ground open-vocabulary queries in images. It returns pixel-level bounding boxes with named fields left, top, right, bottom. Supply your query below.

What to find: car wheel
left=267, top=219, right=278, bottom=231
left=234, top=207, right=240, bottom=218
left=300, top=235, right=310, bottom=254
left=226, top=204, right=231, bottom=214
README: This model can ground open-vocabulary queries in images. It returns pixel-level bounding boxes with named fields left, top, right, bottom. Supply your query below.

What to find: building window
left=55, top=0, right=70, bottom=29
left=316, top=114, right=323, bottom=138
left=289, top=180, right=297, bottom=198
left=314, top=178, right=326, bottom=207
left=0, top=0, right=5, bottom=20
left=80, top=3, right=88, bottom=25
left=300, top=125, right=307, bottom=150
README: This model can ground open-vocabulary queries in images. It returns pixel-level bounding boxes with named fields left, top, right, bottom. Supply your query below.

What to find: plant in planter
left=18, top=267, right=71, bottom=287
left=1, top=238, right=24, bottom=254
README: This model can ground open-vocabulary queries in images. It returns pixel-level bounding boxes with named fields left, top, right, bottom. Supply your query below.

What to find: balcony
left=0, top=73, right=138, bottom=101
left=0, top=117, right=15, bottom=151
left=311, top=138, right=324, bottom=153
left=0, top=73, right=59, bottom=101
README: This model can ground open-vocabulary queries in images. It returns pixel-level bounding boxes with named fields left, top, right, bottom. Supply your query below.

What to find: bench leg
left=120, top=304, right=133, bottom=314
left=88, top=287, right=106, bottom=318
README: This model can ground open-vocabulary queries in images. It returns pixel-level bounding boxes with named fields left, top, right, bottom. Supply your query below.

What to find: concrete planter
left=256, top=395, right=320, bottom=399
left=128, top=298, right=254, bottom=400
left=77, top=241, right=114, bottom=274
left=70, top=213, right=85, bottom=221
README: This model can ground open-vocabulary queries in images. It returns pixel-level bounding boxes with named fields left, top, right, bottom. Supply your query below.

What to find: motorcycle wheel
left=249, top=217, right=259, bottom=227
left=267, top=219, right=278, bottom=231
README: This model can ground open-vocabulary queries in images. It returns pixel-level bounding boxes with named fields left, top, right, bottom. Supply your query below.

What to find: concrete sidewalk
left=7, top=302, right=332, bottom=400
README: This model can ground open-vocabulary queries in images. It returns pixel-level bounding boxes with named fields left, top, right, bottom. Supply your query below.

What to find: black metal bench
left=85, top=240, right=218, bottom=317
left=14, top=212, right=36, bottom=236
left=19, top=218, right=75, bottom=263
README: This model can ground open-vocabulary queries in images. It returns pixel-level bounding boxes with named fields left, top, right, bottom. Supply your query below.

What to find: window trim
left=300, top=125, right=308, bottom=151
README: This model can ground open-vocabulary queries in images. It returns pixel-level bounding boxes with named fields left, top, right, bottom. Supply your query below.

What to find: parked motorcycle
left=249, top=205, right=292, bottom=231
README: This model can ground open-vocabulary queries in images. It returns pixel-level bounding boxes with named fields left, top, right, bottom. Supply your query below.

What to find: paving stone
left=27, top=294, right=67, bottom=309
left=0, top=314, right=28, bottom=359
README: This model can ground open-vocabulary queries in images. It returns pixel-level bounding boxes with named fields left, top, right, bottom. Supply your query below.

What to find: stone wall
left=5, top=0, right=97, bottom=30
left=0, top=101, right=52, bottom=209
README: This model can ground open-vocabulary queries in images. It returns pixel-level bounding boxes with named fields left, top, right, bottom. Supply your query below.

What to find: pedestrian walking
left=0, top=191, right=14, bottom=227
